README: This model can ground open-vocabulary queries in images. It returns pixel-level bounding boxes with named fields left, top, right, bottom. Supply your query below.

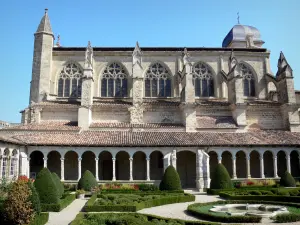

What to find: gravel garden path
left=46, top=198, right=87, bottom=225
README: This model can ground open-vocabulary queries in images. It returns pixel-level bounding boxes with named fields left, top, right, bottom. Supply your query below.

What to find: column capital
left=129, top=157, right=133, bottom=161
left=232, top=156, right=236, bottom=160
left=112, top=157, right=116, bottom=161
left=43, top=157, right=48, bottom=161
left=146, top=157, right=150, bottom=161
left=60, top=157, right=64, bottom=161
left=286, top=154, right=291, bottom=159
left=78, top=157, right=82, bottom=161
left=217, top=156, right=222, bottom=161
left=246, top=155, right=251, bottom=160
left=274, top=156, right=278, bottom=160
left=259, top=155, right=264, bottom=160
left=95, top=157, right=99, bottom=161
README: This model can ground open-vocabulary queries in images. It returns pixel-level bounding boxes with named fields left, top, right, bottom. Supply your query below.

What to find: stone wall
left=41, top=109, right=78, bottom=122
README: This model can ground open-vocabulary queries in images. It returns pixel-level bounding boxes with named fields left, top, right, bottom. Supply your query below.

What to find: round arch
left=64, top=151, right=78, bottom=180
left=208, top=151, right=218, bottom=179
left=250, top=150, right=260, bottom=178
left=291, top=150, right=300, bottom=177
left=133, top=151, right=146, bottom=180
left=150, top=151, right=164, bottom=180
left=30, top=150, right=44, bottom=178
left=82, top=151, right=96, bottom=177
left=263, top=151, right=274, bottom=177
left=277, top=150, right=287, bottom=177
left=98, top=151, right=113, bottom=180
left=116, top=151, right=130, bottom=180
left=47, top=151, right=61, bottom=177
left=236, top=151, right=247, bottom=178
left=177, top=151, right=196, bottom=188
left=221, top=151, right=233, bottom=177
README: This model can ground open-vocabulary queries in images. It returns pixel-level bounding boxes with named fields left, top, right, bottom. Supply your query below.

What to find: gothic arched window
left=101, top=63, right=128, bottom=97
left=10, top=149, right=18, bottom=177
left=240, top=63, right=255, bottom=97
left=145, top=63, right=171, bottom=98
left=2, top=149, right=9, bottom=178
left=193, top=62, right=214, bottom=97
left=57, top=63, right=83, bottom=98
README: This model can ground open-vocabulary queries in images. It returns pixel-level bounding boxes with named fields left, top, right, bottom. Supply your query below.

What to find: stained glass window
left=240, top=63, right=255, bottom=97
left=193, top=62, right=214, bottom=97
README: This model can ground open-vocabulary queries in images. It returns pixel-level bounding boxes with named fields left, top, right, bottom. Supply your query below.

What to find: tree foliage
left=210, top=163, right=233, bottom=189
left=159, top=166, right=182, bottom=191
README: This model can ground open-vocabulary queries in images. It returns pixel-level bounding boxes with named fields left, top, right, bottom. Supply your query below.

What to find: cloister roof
left=0, top=129, right=300, bottom=147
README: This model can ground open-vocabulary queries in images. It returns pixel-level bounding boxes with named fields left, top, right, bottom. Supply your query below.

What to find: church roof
left=36, top=9, right=53, bottom=34
left=1, top=129, right=300, bottom=147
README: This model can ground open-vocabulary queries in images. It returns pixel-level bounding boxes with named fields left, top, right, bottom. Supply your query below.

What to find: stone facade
left=1, top=10, right=300, bottom=191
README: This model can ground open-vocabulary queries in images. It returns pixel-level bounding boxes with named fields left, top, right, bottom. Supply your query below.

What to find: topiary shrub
left=159, top=165, right=182, bottom=191
left=78, top=170, right=98, bottom=191
left=210, top=164, right=233, bottom=189
left=280, top=171, right=296, bottom=187
left=4, top=179, right=34, bottom=225
left=28, top=181, right=41, bottom=214
left=34, top=168, right=59, bottom=204
left=52, top=172, right=64, bottom=198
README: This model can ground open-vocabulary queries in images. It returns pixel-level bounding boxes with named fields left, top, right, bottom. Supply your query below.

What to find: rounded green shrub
left=52, top=172, right=64, bottom=198
left=28, top=181, right=41, bottom=214
left=159, top=165, right=182, bottom=191
left=34, top=168, right=59, bottom=204
left=210, top=164, right=233, bottom=189
left=280, top=171, right=296, bottom=187
left=78, top=170, right=98, bottom=191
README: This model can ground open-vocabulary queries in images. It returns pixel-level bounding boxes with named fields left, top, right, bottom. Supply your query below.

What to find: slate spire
left=36, top=8, right=53, bottom=35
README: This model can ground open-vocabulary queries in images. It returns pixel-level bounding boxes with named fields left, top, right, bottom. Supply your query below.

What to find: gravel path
left=46, top=199, right=87, bottom=225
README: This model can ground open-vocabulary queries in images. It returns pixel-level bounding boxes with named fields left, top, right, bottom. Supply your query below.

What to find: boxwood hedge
left=41, top=193, right=75, bottom=212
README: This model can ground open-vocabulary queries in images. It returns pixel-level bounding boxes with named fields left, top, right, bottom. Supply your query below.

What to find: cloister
left=1, top=146, right=299, bottom=188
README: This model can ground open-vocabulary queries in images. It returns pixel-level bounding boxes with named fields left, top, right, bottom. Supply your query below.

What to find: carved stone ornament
left=85, top=41, right=93, bottom=71
left=229, top=50, right=237, bottom=71
left=132, top=41, right=142, bottom=67
left=183, top=48, right=192, bottom=65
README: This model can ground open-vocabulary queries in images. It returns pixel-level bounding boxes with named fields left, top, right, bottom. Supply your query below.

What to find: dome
left=222, top=24, right=264, bottom=48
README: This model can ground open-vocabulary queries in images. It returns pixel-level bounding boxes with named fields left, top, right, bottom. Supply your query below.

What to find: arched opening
left=116, top=151, right=129, bottom=180
left=291, top=151, right=300, bottom=177
left=208, top=151, right=218, bottom=179
left=263, top=151, right=274, bottom=177
left=177, top=151, right=196, bottom=188
left=99, top=151, right=113, bottom=180
left=236, top=151, right=246, bottom=178
left=277, top=151, right=287, bottom=177
left=10, top=149, right=18, bottom=178
left=150, top=151, right=163, bottom=180
left=221, top=151, right=233, bottom=177
left=81, top=151, right=96, bottom=177
left=64, top=151, right=78, bottom=180
left=250, top=150, right=260, bottom=178
left=133, top=151, right=146, bottom=180
left=47, top=151, right=61, bottom=177
left=30, top=151, right=44, bottom=179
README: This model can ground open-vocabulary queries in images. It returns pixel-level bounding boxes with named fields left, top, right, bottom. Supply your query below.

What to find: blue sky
left=0, top=0, right=299, bottom=123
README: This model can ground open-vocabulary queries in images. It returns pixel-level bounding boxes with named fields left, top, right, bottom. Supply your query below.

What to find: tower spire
left=36, top=8, right=53, bottom=35
left=237, top=12, right=240, bottom=24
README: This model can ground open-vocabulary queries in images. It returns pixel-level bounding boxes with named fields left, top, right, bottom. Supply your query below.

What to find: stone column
left=78, top=157, right=82, bottom=181
left=16, top=155, right=20, bottom=177
left=129, top=157, right=133, bottom=181
left=218, top=155, right=222, bottom=164
left=112, top=157, right=116, bottom=181
left=286, top=154, right=291, bottom=174
left=273, top=155, right=279, bottom=178
left=27, top=157, right=31, bottom=178
left=60, top=158, right=65, bottom=181
left=196, top=150, right=204, bottom=191
left=146, top=156, right=150, bottom=181
left=246, top=154, right=251, bottom=178
left=260, top=155, right=265, bottom=178
left=0, top=156, right=3, bottom=179
left=43, top=157, right=47, bottom=168
left=163, top=153, right=171, bottom=171
left=95, top=157, right=99, bottom=181
left=171, top=150, right=177, bottom=170
left=232, top=155, right=237, bottom=179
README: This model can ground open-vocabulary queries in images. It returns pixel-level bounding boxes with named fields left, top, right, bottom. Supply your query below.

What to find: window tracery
left=193, top=62, right=214, bottom=97
left=240, top=63, right=255, bottom=97
left=101, top=62, right=128, bottom=97
left=10, top=150, right=18, bottom=177
left=2, top=149, right=9, bottom=178
left=145, top=63, right=171, bottom=98
left=58, top=63, right=83, bottom=98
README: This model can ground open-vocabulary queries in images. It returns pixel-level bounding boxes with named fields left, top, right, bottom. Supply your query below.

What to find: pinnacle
left=36, top=9, right=53, bottom=34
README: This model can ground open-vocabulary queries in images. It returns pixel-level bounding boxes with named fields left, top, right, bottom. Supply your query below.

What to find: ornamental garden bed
left=41, top=193, right=76, bottom=212
left=84, top=193, right=195, bottom=212
left=70, top=212, right=219, bottom=225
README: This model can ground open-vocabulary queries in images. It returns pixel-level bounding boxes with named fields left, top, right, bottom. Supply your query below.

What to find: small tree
left=210, top=164, right=233, bottom=189
left=78, top=170, right=98, bottom=191
left=28, top=181, right=41, bottom=214
left=280, top=171, right=296, bottom=187
left=4, top=179, right=34, bottom=225
left=34, top=168, right=59, bottom=204
left=159, top=165, right=182, bottom=191
left=52, top=172, right=64, bottom=198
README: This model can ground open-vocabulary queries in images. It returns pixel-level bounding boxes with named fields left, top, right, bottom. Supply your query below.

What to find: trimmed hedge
left=99, top=189, right=184, bottom=194
left=52, top=172, right=64, bottom=198
left=280, top=171, right=296, bottom=187
left=187, top=201, right=262, bottom=223
left=78, top=170, right=98, bottom=191
left=28, top=181, right=41, bottom=214
left=41, top=194, right=76, bottom=212
left=84, top=193, right=195, bottom=212
left=272, top=213, right=300, bottom=223
left=34, top=168, right=60, bottom=204
left=159, top=165, right=182, bottom=191
left=70, top=212, right=220, bottom=225
left=210, top=164, right=233, bottom=189
left=29, top=213, right=49, bottom=225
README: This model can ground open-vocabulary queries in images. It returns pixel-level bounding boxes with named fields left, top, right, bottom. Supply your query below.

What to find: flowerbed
left=41, top=193, right=76, bottom=212
left=233, top=179, right=277, bottom=188
left=71, top=212, right=219, bottom=225
left=84, top=193, right=195, bottom=212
